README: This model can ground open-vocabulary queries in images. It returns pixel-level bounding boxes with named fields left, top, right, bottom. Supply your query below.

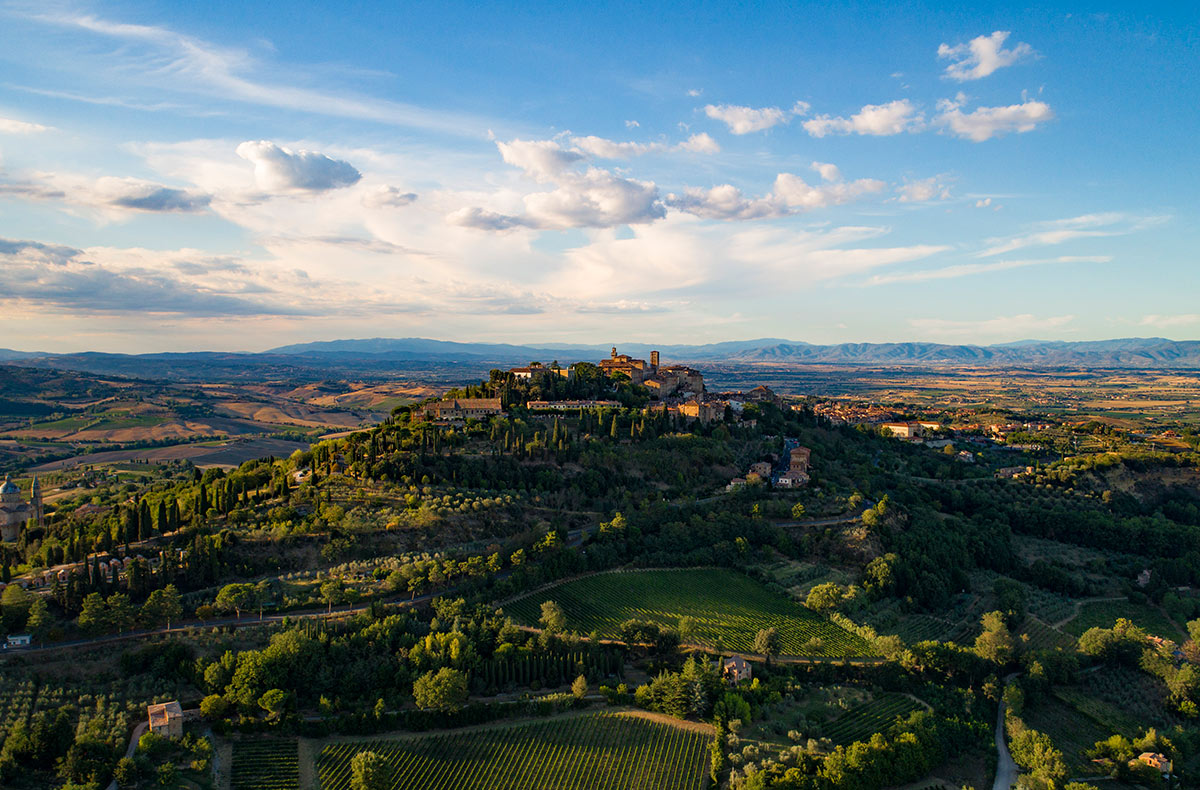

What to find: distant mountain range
left=1, top=337, right=1199, bottom=382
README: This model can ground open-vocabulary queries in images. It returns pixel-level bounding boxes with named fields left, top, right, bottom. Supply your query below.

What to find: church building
left=0, top=475, right=42, bottom=542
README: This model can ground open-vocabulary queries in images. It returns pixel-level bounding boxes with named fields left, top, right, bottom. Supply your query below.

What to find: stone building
left=0, top=475, right=41, bottom=542
left=419, top=397, right=504, bottom=421
left=147, top=701, right=184, bottom=738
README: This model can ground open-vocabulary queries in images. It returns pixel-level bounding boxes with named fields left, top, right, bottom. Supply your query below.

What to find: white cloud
left=704, top=101, right=808, bottom=134
left=975, top=198, right=992, bottom=208
left=624, top=120, right=640, bottom=128
left=803, top=100, right=922, bottom=137
left=0, top=173, right=211, bottom=215
left=811, top=162, right=841, bottom=183
left=1139, top=314, right=1200, bottom=329
left=675, top=132, right=721, bottom=154
left=569, top=132, right=718, bottom=159
left=687, top=89, right=702, bottom=97
left=865, top=255, right=1110, bottom=286
left=0, top=117, right=52, bottom=134
left=665, top=173, right=885, bottom=220
left=896, top=176, right=951, bottom=203
left=979, top=213, right=1163, bottom=257
left=28, top=11, right=490, bottom=136
left=236, top=141, right=361, bottom=191
left=522, top=168, right=664, bottom=229
left=910, top=313, right=1074, bottom=340
left=936, top=98, right=1053, bottom=141
left=496, top=138, right=584, bottom=181
left=938, top=31, right=1035, bottom=82
left=362, top=185, right=418, bottom=208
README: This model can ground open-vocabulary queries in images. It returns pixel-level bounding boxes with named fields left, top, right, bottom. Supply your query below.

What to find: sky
left=0, top=0, right=1196, bottom=352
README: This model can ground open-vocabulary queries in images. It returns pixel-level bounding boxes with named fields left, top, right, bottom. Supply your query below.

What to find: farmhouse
left=881, top=422, right=922, bottom=439
left=5, top=634, right=30, bottom=648
left=722, top=656, right=752, bottom=685
left=1134, top=752, right=1172, bottom=776
left=147, top=701, right=184, bottom=738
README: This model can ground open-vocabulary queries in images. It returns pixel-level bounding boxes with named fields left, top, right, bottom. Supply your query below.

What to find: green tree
left=142, top=585, right=183, bottom=629
left=805, top=582, right=844, bottom=613
left=1, top=583, right=33, bottom=632
left=106, top=593, right=135, bottom=633
left=572, top=674, right=588, bottom=699
left=755, top=627, right=781, bottom=665
left=412, top=667, right=469, bottom=712
left=214, top=583, right=256, bottom=619
left=974, top=610, right=1017, bottom=665
left=25, top=597, right=51, bottom=641
left=76, top=592, right=108, bottom=636
left=258, top=689, right=290, bottom=721
left=113, top=756, right=138, bottom=788
left=350, top=750, right=390, bottom=790
left=790, top=502, right=806, bottom=519
left=320, top=578, right=344, bottom=613
left=539, top=600, right=566, bottom=633
left=678, top=616, right=697, bottom=644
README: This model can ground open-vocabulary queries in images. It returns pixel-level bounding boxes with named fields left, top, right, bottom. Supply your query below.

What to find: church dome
left=0, top=475, right=17, bottom=495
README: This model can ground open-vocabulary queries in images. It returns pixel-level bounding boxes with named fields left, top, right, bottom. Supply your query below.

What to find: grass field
left=822, top=694, right=923, bottom=745
left=504, top=568, right=872, bottom=658
left=231, top=739, right=299, bottom=790
left=1062, top=599, right=1182, bottom=640
left=316, top=712, right=709, bottom=790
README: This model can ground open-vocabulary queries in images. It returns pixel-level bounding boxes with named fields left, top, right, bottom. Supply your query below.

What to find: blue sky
left=0, top=0, right=1195, bottom=352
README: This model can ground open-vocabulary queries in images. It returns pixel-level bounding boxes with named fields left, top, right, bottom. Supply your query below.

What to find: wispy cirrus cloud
left=938, top=31, right=1036, bottom=81
left=863, top=255, right=1110, bottom=286
left=19, top=9, right=493, bottom=136
left=979, top=213, right=1166, bottom=257
left=0, top=173, right=212, bottom=215
left=910, top=313, right=1074, bottom=340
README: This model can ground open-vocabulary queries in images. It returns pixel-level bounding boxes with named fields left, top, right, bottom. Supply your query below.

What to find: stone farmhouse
left=147, top=701, right=185, bottom=738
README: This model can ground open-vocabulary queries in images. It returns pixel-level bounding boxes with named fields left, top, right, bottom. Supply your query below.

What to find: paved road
left=993, top=673, right=1021, bottom=790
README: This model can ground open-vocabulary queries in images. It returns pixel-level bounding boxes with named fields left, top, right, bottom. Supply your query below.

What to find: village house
left=420, top=397, right=504, bottom=422
left=5, top=634, right=30, bottom=648
left=722, top=656, right=752, bottom=685
left=1134, top=752, right=1172, bottom=776
left=147, top=701, right=185, bottom=738
left=526, top=399, right=620, bottom=411
left=881, top=422, right=922, bottom=440
left=508, top=362, right=574, bottom=382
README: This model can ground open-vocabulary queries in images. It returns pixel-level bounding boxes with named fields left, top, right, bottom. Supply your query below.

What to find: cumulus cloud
left=523, top=168, right=664, bottom=228
left=895, top=176, right=951, bottom=203
left=446, top=206, right=529, bottom=231
left=803, top=100, right=923, bottom=137
left=938, top=31, right=1035, bottom=81
left=496, top=138, right=584, bottom=181
left=362, top=185, right=418, bottom=208
left=235, top=140, right=362, bottom=191
left=665, top=173, right=885, bottom=220
left=674, top=132, right=721, bottom=154
left=0, top=117, right=52, bottom=134
left=811, top=162, right=841, bottom=183
left=704, top=101, right=808, bottom=134
left=935, top=98, right=1053, bottom=141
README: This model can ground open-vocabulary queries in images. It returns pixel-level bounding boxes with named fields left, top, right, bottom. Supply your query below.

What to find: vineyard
left=504, top=569, right=872, bottom=658
left=1062, top=599, right=1183, bottom=640
left=1016, top=617, right=1074, bottom=651
left=316, top=711, right=710, bottom=789
left=231, top=739, right=300, bottom=790
left=822, top=694, right=923, bottom=745
left=1024, top=695, right=1110, bottom=775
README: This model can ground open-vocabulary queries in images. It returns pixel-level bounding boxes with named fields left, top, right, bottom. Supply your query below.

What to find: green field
left=1062, top=599, right=1183, bottom=640
left=1017, top=617, right=1075, bottom=651
left=316, top=712, right=709, bottom=790
left=231, top=739, right=299, bottom=790
left=504, top=568, right=872, bottom=657
left=822, top=694, right=923, bottom=745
